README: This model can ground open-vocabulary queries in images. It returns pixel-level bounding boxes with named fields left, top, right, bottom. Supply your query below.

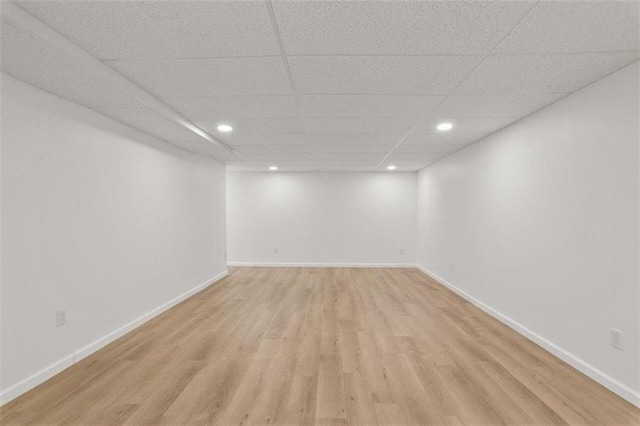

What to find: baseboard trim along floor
left=227, top=262, right=416, bottom=268
left=415, top=264, right=640, bottom=408
left=0, top=270, right=229, bottom=406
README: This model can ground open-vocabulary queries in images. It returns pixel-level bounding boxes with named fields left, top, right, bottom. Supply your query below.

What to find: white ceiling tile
left=231, top=145, right=274, bottom=155
left=281, top=160, right=316, bottom=166
left=309, top=144, right=392, bottom=154
left=94, top=107, right=203, bottom=143
left=316, top=160, right=378, bottom=168
left=359, top=118, right=421, bottom=134
left=288, top=56, right=481, bottom=94
left=220, top=135, right=267, bottom=146
left=394, top=143, right=468, bottom=154
left=412, top=118, right=483, bottom=134
left=494, top=1, right=639, bottom=54
left=386, top=152, right=442, bottom=162
left=402, top=132, right=460, bottom=145
left=493, top=93, right=567, bottom=118
left=277, top=153, right=313, bottom=161
left=194, top=119, right=266, bottom=146
left=263, top=134, right=309, bottom=145
left=313, top=152, right=384, bottom=161
left=274, top=1, right=533, bottom=55
left=431, top=94, right=521, bottom=118
left=107, top=57, right=292, bottom=97
left=17, top=1, right=174, bottom=60
left=298, top=95, right=444, bottom=118
left=467, top=117, right=522, bottom=134
left=240, top=153, right=280, bottom=163
left=456, top=53, right=640, bottom=96
left=455, top=54, right=578, bottom=94
left=269, top=144, right=311, bottom=155
left=305, top=117, right=362, bottom=134
left=245, top=118, right=306, bottom=135
left=530, top=52, right=640, bottom=93
left=307, top=134, right=402, bottom=146
left=453, top=132, right=492, bottom=145
left=162, top=96, right=299, bottom=120
left=137, top=1, right=279, bottom=57
left=1, top=23, right=139, bottom=108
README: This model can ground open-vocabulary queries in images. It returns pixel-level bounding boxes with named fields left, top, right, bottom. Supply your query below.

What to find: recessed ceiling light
left=387, top=165, right=396, bottom=170
left=217, top=124, right=233, bottom=132
left=269, top=166, right=278, bottom=171
left=436, top=122, right=453, bottom=131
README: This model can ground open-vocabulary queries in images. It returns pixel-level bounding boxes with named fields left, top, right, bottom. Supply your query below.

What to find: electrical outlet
left=400, top=248, right=404, bottom=255
left=450, top=264, right=454, bottom=273
left=56, top=309, right=67, bottom=327
left=274, top=248, right=278, bottom=255
left=611, top=329, right=623, bottom=350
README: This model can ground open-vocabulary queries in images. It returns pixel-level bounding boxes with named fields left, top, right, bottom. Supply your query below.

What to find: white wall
left=1, top=75, right=227, bottom=403
left=416, top=61, right=639, bottom=404
left=227, top=172, right=417, bottom=266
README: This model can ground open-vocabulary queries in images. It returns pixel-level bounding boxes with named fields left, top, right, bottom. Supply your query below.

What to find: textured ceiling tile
left=394, top=142, right=468, bottom=154
left=530, top=52, right=640, bottom=93
left=309, top=143, right=393, bottom=154
left=263, top=134, right=309, bottom=145
left=493, top=93, right=567, bottom=118
left=240, top=152, right=280, bottom=162
left=431, top=94, right=521, bottom=118
left=494, top=1, right=639, bottom=54
left=313, top=152, right=384, bottom=161
left=467, top=117, right=522, bottom=134
left=162, top=96, right=299, bottom=120
left=304, top=117, right=363, bottom=134
left=402, top=132, right=459, bottom=145
left=307, top=134, right=402, bottom=146
left=386, top=152, right=443, bottom=162
left=452, top=132, right=491, bottom=145
left=137, top=0, right=279, bottom=57
left=455, top=54, right=578, bottom=94
left=274, top=1, right=533, bottom=55
left=231, top=145, right=274, bottom=155
left=194, top=119, right=254, bottom=135
left=276, top=153, right=313, bottom=161
left=107, top=57, right=292, bottom=97
left=218, top=135, right=267, bottom=146
left=412, top=118, right=483, bottom=134
left=245, top=118, right=306, bottom=134
left=193, top=120, right=266, bottom=146
left=359, top=118, right=421, bottom=134
left=93, top=107, right=204, bottom=143
left=298, top=94, right=444, bottom=118
left=316, top=159, right=378, bottom=168
left=269, top=144, right=311, bottom=154
left=288, top=56, right=481, bottom=94
left=1, top=23, right=139, bottom=108
left=17, top=1, right=174, bottom=59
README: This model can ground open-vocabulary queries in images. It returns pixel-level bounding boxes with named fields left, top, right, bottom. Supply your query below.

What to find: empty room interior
left=1, top=0, right=639, bottom=425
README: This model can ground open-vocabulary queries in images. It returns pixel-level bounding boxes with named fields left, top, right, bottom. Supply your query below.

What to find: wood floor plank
left=1, top=267, right=638, bottom=425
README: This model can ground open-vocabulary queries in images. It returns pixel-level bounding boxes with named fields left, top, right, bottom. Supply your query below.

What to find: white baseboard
left=0, top=270, right=228, bottom=406
left=415, top=264, right=640, bottom=409
left=227, top=262, right=416, bottom=268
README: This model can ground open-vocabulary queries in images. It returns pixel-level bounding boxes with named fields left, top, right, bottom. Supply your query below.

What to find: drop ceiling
left=1, top=1, right=638, bottom=172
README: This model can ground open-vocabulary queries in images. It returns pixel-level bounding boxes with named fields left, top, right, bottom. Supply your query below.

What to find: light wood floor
left=1, top=268, right=638, bottom=425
